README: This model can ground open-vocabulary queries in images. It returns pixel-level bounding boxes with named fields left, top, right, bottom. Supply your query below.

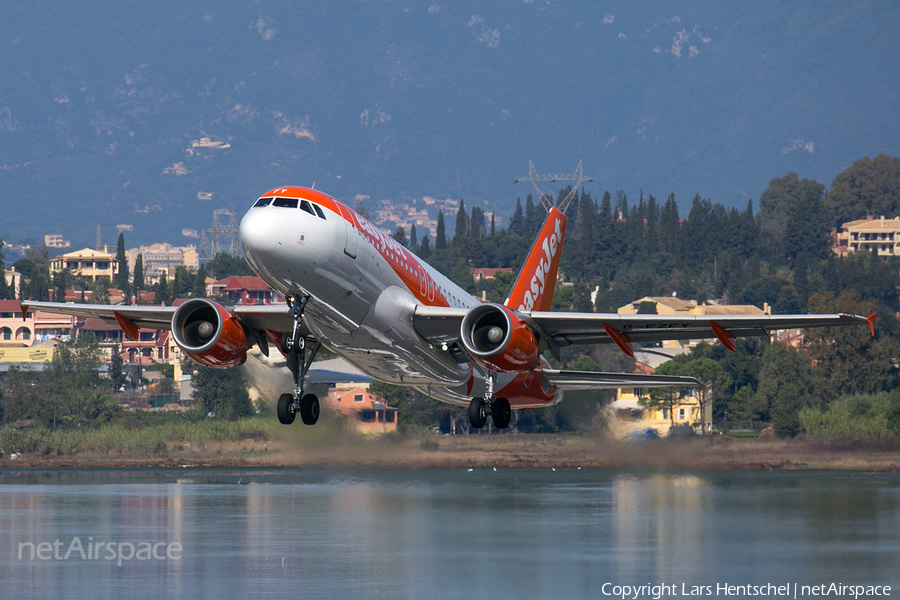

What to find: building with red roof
left=209, top=276, right=284, bottom=305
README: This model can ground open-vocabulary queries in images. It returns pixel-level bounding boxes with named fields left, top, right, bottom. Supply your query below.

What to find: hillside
left=1, top=0, right=898, bottom=247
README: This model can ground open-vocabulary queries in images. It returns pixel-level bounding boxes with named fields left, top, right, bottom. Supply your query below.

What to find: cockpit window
left=272, top=197, right=299, bottom=208
left=313, top=204, right=326, bottom=220
left=254, top=197, right=273, bottom=207
left=299, top=200, right=316, bottom=216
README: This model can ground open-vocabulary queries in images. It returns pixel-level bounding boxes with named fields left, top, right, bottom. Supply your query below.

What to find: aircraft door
left=336, top=204, right=358, bottom=259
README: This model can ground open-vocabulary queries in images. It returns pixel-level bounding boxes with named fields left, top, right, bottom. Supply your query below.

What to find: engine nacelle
left=459, top=303, right=539, bottom=373
left=171, top=298, right=248, bottom=368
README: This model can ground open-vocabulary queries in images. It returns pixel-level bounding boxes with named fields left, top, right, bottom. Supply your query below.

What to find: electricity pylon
left=515, top=160, right=593, bottom=215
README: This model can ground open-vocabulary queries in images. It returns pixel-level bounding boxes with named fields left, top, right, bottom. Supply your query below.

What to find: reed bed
left=0, top=418, right=270, bottom=456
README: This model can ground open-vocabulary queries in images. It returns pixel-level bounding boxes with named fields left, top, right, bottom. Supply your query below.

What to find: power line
left=514, top=160, right=593, bottom=215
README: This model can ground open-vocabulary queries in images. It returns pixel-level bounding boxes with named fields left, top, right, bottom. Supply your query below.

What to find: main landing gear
left=467, top=373, right=511, bottom=430
left=277, top=295, right=321, bottom=426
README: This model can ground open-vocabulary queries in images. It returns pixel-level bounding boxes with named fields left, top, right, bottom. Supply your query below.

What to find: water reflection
left=613, top=474, right=710, bottom=581
left=0, top=469, right=898, bottom=599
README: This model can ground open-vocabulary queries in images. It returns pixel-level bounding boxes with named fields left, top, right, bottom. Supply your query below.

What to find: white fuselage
left=239, top=191, right=556, bottom=407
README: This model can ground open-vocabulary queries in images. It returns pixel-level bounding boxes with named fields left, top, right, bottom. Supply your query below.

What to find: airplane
left=22, top=186, right=875, bottom=430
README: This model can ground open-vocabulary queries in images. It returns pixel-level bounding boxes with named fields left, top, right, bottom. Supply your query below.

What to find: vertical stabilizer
left=505, top=207, right=568, bottom=312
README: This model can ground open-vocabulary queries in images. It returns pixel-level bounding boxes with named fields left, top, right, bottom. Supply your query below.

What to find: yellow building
left=614, top=297, right=769, bottom=435
left=833, top=216, right=900, bottom=257
left=126, top=243, right=200, bottom=284
left=50, top=247, right=118, bottom=281
left=614, top=383, right=708, bottom=437
left=617, top=296, right=769, bottom=351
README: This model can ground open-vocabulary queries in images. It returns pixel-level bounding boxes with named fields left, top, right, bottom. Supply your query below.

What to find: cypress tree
left=509, top=199, right=524, bottom=236
left=133, top=254, right=144, bottom=301
left=193, top=264, right=208, bottom=298
left=0, top=239, right=10, bottom=300
left=436, top=211, right=447, bottom=250
left=409, top=224, right=418, bottom=249
left=524, top=195, right=536, bottom=239
left=115, top=232, right=129, bottom=291
left=454, top=199, right=468, bottom=245
left=156, top=269, right=170, bottom=305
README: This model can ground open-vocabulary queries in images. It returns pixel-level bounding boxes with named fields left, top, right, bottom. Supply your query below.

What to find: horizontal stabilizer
left=543, top=369, right=699, bottom=391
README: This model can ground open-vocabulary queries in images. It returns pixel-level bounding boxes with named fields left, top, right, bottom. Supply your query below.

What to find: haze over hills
left=1, top=0, right=898, bottom=249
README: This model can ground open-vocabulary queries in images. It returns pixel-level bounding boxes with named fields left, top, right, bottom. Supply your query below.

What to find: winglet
left=505, top=207, right=568, bottom=312
left=710, top=321, right=737, bottom=353
left=18, top=301, right=27, bottom=321
left=113, top=311, right=140, bottom=342
left=602, top=322, right=634, bottom=358
left=867, top=313, right=877, bottom=337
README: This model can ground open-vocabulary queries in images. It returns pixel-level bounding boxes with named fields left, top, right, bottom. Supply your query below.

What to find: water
left=1, top=468, right=898, bottom=599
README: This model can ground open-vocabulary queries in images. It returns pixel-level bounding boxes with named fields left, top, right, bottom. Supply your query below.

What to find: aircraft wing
left=19, top=301, right=305, bottom=337
left=543, top=369, right=699, bottom=390
left=413, top=306, right=873, bottom=356
left=20, top=301, right=178, bottom=330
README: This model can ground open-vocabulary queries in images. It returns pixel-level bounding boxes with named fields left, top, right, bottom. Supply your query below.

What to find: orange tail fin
left=505, top=207, right=568, bottom=312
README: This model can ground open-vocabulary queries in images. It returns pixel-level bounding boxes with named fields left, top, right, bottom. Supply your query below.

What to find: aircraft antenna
left=515, top=160, right=593, bottom=215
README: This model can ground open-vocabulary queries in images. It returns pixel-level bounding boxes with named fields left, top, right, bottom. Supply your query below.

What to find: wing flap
left=543, top=369, right=699, bottom=391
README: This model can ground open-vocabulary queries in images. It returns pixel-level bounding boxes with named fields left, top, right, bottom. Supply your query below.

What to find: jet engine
left=459, top=303, right=539, bottom=372
left=171, top=298, right=248, bottom=368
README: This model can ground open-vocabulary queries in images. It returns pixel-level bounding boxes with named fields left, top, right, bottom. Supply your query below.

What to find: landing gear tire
left=299, top=394, right=320, bottom=426
left=468, top=397, right=487, bottom=429
left=492, top=397, right=511, bottom=429
left=277, top=393, right=296, bottom=425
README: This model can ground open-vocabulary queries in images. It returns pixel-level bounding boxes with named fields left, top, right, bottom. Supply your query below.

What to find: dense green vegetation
left=386, top=155, right=900, bottom=437
left=3, top=155, right=900, bottom=440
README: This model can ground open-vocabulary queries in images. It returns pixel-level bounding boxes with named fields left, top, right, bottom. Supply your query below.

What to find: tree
left=16, top=247, right=51, bottom=301
left=679, top=357, right=731, bottom=434
left=0, top=239, right=11, bottom=300
left=449, top=258, right=473, bottom=291
left=636, top=300, right=657, bottom=314
left=454, top=199, right=468, bottom=245
left=52, top=269, right=74, bottom=303
left=807, top=290, right=897, bottom=399
left=826, top=154, right=900, bottom=226
left=114, top=232, right=129, bottom=291
left=436, top=211, right=447, bottom=250
left=409, top=224, right=418, bottom=249
left=206, top=253, right=253, bottom=278
left=0, top=367, right=45, bottom=424
left=193, top=264, right=208, bottom=298
left=108, top=348, right=127, bottom=392
left=46, top=332, right=118, bottom=423
left=133, top=254, right=145, bottom=299
left=191, top=363, right=252, bottom=419
left=644, top=361, right=684, bottom=429
left=418, top=235, right=431, bottom=259
left=156, top=270, right=170, bottom=305
left=509, top=199, right=525, bottom=236
left=172, top=266, right=195, bottom=298
left=392, top=226, right=408, bottom=248
left=754, top=342, right=814, bottom=437
left=757, top=173, right=830, bottom=263
left=368, top=380, right=457, bottom=432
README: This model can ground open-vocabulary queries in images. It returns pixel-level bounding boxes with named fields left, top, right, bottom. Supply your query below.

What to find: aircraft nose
left=240, top=208, right=286, bottom=258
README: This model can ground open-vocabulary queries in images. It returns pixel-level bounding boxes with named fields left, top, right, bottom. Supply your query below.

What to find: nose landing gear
left=277, top=295, right=321, bottom=426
